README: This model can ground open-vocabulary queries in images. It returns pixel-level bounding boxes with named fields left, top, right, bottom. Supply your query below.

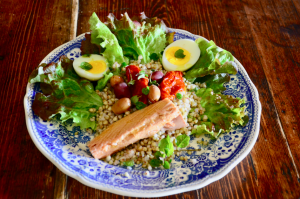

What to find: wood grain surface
left=0, top=0, right=299, bottom=198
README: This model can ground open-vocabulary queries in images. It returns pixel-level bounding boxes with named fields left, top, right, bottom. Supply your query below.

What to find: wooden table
left=1, top=0, right=300, bottom=198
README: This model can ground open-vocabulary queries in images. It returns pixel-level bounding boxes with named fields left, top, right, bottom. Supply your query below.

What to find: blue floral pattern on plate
left=24, top=28, right=261, bottom=197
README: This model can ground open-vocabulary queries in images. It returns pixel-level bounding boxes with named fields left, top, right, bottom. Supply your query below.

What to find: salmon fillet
left=88, top=98, right=182, bottom=159
left=163, top=114, right=188, bottom=131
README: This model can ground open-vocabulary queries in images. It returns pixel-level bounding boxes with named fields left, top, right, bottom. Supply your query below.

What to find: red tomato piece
left=126, top=65, right=140, bottom=81
left=126, top=65, right=149, bottom=104
left=160, top=71, right=185, bottom=100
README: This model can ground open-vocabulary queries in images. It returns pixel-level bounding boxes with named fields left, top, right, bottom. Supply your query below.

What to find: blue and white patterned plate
left=24, top=29, right=261, bottom=197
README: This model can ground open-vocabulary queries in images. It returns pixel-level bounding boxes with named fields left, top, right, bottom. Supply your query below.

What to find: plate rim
left=24, top=28, right=262, bottom=197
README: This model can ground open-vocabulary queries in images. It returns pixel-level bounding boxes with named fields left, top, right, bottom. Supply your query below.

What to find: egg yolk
left=88, top=60, right=107, bottom=74
left=165, top=46, right=191, bottom=66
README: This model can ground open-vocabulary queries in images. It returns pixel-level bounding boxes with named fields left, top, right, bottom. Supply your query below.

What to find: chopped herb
left=80, top=62, right=93, bottom=70
left=82, top=54, right=91, bottom=57
left=128, top=73, right=135, bottom=85
left=121, top=62, right=127, bottom=68
left=149, top=53, right=159, bottom=61
left=163, top=161, right=170, bottom=169
left=149, top=159, right=162, bottom=168
left=149, top=80, right=159, bottom=86
left=142, top=86, right=150, bottom=95
left=176, top=93, right=182, bottom=99
left=158, top=135, right=174, bottom=157
left=137, top=70, right=148, bottom=80
left=131, top=95, right=139, bottom=105
left=174, top=49, right=186, bottom=59
left=128, top=79, right=135, bottom=85
left=123, top=160, right=134, bottom=167
left=136, top=101, right=147, bottom=110
left=176, top=134, right=190, bottom=148
left=154, top=151, right=166, bottom=159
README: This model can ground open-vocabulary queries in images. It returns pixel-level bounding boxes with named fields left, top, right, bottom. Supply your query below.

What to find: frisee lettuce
left=194, top=73, right=230, bottom=94
left=191, top=88, right=248, bottom=138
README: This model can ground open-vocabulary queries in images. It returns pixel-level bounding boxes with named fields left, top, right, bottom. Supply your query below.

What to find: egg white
left=73, top=54, right=109, bottom=81
left=162, top=39, right=201, bottom=71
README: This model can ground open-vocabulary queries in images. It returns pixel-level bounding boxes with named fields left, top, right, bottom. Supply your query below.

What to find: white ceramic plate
left=24, top=29, right=261, bottom=197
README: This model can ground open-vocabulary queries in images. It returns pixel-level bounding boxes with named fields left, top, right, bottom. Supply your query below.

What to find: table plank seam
left=274, top=106, right=300, bottom=180
left=53, top=0, right=79, bottom=198
left=70, top=0, right=79, bottom=41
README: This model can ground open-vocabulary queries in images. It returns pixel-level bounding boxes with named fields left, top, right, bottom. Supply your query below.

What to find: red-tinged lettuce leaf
left=29, top=55, right=80, bottom=84
left=105, top=12, right=168, bottom=63
left=80, top=33, right=102, bottom=55
left=29, top=56, right=103, bottom=130
left=191, top=88, right=248, bottom=138
left=194, top=73, right=230, bottom=94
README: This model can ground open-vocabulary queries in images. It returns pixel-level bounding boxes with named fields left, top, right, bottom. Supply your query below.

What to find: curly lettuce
left=185, top=38, right=238, bottom=82
left=194, top=73, right=230, bottom=94
left=191, top=88, right=248, bottom=138
left=89, top=12, right=128, bottom=66
left=105, top=12, right=168, bottom=63
left=29, top=56, right=102, bottom=130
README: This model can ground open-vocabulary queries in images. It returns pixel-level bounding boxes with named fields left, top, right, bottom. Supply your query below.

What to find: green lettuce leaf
left=175, top=134, right=190, bottom=148
left=29, top=55, right=103, bottom=130
left=194, top=73, right=230, bottom=94
left=89, top=12, right=128, bottom=66
left=95, top=72, right=113, bottom=91
left=185, top=38, right=238, bottom=82
left=105, top=12, right=168, bottom=64
left=158, top=135, right=174, bottom=157
left=191, top=88, right=248, bottom=138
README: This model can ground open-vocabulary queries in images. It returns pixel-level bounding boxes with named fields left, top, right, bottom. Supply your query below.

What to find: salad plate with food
left=24, top=12, right=261, bottom=197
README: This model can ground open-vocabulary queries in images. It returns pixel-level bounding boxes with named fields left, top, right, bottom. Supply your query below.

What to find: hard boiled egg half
left=162, top=39, right=201, bottom=71
left=73, top=54, right=108, bottom=81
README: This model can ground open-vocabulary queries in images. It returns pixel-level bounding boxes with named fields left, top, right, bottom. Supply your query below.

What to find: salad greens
left=29, top=56, right=102, bottom=130
left=105, top=12, right=168, bottom=64
left=176, top=134, right=190, bottom=148
left=159, top=135, right=174, bottom=157
left=95, top=72, right=113, bottom=91
left=89, top=12, right=128, bottom=67
left=185, top=38, right=238, bottom=82
left=194, top=73, right=230, bottom=94
left=123, top=160, right=134, bottom=167
left=149, top=135, right=174, bottom=169
left=176, top=93, right=182, bottom=99
left=130, top=95, right=139, bottom=105
left=149, top=53, right=159, bottom=61
left=174, top=49, right=186, bottom=59
left=135, top=101, right=147, bottom=110
left=80, top=62, right=93, bottom=70
left=142, top=86, right=150, bottom=95
left=191, top=88, right=248, bottom=138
